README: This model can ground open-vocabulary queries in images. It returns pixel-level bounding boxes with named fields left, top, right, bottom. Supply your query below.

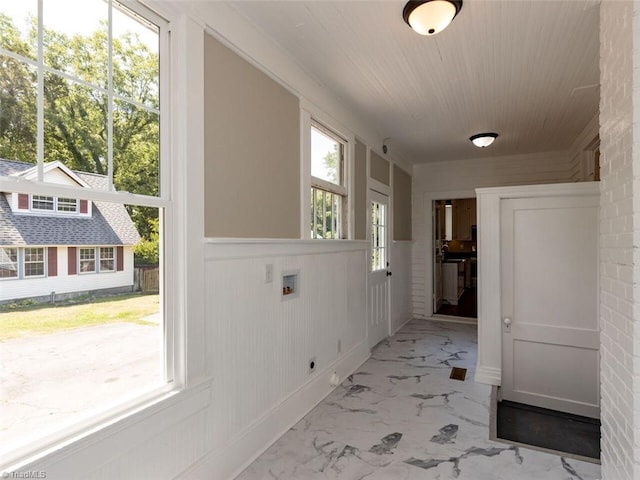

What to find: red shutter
left=117, top=246, right=124, bottom=271
left=47, top=247, right=57, bottom=277
left=80, top=200, right=88, bottom=214
left=18, top=194, right=29, bottom=209
left=68, top=247, right=77, bottom=275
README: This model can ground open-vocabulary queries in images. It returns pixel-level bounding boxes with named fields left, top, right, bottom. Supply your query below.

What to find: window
left=0, top=0, right=170, bottom=462
left=371, top=201, right=387, bottom=271
left=310, top=122, right=348, bottom=239
left=57, top=197, right=78, bottom=212
left=32, top=195, right=54, bottom=211
left=79, top=248, right=96, bottom=273
left=99, top=247, right=115, bottom=272
left=24, top=247, right=45, bottom=277
left=0, top=247, right=18, bottom=278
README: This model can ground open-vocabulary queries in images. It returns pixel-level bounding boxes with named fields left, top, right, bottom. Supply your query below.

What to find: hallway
left=236, top=320, right=599, bottom=479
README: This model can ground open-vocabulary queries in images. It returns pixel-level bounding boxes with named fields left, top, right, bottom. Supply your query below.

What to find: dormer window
left=57, top=198, right=78, bottom=212
left=31, top=195, right=54, bottom=211
left=26, top=194, right=82, bottom=215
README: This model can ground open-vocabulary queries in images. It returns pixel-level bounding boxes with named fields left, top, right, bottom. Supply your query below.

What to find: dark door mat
left=496, top=400, right=600, bottom=460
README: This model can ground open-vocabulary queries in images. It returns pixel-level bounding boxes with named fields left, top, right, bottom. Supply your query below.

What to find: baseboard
left=178, top=340, right=370, bottom=480
left=391, top=315, right=413, bottom=335
left=475, top=364, right=501, bottom=386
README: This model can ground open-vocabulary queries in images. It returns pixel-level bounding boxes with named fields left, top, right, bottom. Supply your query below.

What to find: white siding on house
left=599, top=2, right=640, bottom=479
left=411, top=150, right=574, bottom=319
left=0, top=246, right=135, bottom=302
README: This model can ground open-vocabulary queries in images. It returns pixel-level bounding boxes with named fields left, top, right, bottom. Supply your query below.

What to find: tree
left=0, top=14, right=160, bottom=249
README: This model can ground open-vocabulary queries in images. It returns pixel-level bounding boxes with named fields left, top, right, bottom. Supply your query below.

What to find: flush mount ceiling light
left=470, top=133, right=498, bottom=148
left=403, top=0, right=463, bottom=36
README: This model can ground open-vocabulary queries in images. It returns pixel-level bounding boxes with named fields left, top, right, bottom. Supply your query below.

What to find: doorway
left=368, top=190, right=390, bottom=348
left=433, top=198, right=477, bottom=319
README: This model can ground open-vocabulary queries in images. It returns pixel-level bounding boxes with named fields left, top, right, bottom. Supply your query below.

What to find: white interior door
left=501, top=195, right=599, bottom=418
left=369, top=191, right=390, bottom=348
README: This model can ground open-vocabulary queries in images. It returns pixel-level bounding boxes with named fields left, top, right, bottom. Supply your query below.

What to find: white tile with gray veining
left=235, top=320, right=601, bottom=480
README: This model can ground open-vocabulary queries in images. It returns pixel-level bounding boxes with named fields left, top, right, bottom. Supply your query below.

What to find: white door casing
left=500, top=194, right=599, bottom=418
left=368, top=190, right=390, bottom=348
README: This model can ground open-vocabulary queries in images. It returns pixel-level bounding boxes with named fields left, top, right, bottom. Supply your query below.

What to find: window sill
left=2, top=377, right=212, bottom=472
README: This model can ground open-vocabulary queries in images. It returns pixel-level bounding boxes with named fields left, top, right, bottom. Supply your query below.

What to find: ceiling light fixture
left=403, top=0, right=463, bottom=36
left=470, top=133, right=498, bottom=148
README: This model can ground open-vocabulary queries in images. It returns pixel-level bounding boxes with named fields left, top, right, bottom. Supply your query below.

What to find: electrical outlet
left=337, top=339, right=342, bottom=353
left=265, top=264, right=273, bottom=283
left=308, top=357, right=316, bottom=374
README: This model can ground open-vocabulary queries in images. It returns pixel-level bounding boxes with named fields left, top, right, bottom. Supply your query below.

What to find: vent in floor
left=449, top=367, right=467, bottom=381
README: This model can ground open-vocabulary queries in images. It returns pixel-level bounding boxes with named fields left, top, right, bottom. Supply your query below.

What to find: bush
left=134, top=218, right=159, bottom=266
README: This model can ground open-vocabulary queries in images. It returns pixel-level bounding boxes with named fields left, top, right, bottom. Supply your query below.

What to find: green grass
left=0, top=293, right=160, bottom=341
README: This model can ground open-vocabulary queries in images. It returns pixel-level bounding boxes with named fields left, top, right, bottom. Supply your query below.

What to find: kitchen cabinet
left=442, top=259, right=467, bottom=305
left=454, top=198, right=476, bottom=241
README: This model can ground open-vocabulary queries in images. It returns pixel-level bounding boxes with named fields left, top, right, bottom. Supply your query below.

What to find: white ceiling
left=227, top=0, right=600, bottom=165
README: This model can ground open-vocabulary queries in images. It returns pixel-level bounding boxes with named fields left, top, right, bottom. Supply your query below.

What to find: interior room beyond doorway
left=433, top=198, right=477, bottom=319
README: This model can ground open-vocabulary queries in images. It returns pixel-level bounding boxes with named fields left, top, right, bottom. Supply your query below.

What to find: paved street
left=0, top=322, right=163, bottom=451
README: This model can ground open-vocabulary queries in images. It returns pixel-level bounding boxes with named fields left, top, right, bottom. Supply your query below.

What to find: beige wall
left=353, top=140, right=367, bottom=240
left=393, top=165, right=412, bottom=241
left=370, top=151, right=390, bottom=186
left=204, top=33, right=300, bottom=238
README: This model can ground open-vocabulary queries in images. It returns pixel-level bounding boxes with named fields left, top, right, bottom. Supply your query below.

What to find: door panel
left=369, top=191, right=390, bottom=348
left=501, top=195, right=599, bottom=418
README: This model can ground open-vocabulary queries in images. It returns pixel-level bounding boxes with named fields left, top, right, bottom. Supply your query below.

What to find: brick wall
left=599, top=2, right=640, bottom=479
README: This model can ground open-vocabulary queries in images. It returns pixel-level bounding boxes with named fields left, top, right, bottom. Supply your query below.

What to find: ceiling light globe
left=470, top=133, right=498, bottom=148
left=404, top=1, right=460, bottom=36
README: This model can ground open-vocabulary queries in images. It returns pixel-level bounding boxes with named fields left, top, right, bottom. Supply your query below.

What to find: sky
left=0, top=0, right=158, bottom=52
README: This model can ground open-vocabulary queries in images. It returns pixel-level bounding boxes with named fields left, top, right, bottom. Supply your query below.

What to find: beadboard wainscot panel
left=391, top=241, right=413, bottom=334
left=411, top=151, right=575, bottom=319
left=181, top=239, right=370, bottom=480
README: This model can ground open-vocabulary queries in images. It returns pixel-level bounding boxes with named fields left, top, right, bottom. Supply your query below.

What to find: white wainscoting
left=181, top=239, right=370, bottom=479
left=391, top=241, right=413, bottom=334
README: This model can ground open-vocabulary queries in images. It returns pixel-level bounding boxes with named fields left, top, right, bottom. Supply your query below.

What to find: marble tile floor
left=236, top=319, right=601, bottom=480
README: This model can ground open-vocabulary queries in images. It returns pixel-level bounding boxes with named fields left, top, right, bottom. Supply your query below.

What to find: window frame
left=0, top=0, right=196, bottom=469
left=31, top=195, right=55, bottom=211
left=0, top=247, right=19, bottom=279
left=79, top=247, right=97, bottom=274
left=99, top=247, right=116, bottom=273
left=23, top=247, right=46, bottom=278
left=302, top=107, right=354, bottom=240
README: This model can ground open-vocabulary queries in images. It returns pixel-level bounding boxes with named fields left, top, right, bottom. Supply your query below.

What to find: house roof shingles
left=0, top=160, right=141, bottom=246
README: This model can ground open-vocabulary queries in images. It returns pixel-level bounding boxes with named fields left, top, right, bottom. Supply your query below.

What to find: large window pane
left=0, top=1, right=37, bottom=61
left=113, top=99, right=159, bottom=196
left=311, top=126, right=341, bottom=185
left=44, top=73, right=107, bottom=174
left=0, top=56, right=37, bottom=162
left=43, top=0, right=107, bottom=87
left=0, top=203, right=163, bottom=453
left=112, top=3, right=159, bottom=110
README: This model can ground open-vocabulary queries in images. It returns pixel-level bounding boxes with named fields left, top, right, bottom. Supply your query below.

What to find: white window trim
left=301, top=105, right=354, bottom=239
left=23, top=247, right=47, bottom=278
left=79, top=247, right=97, bottom=274
left=0, top=1, right=210, bottom=470
left=30, top=194, right=80, bottom=215
left=30, top=194, right=54, bottom=212
left=99, top=247, right=116, bottom=273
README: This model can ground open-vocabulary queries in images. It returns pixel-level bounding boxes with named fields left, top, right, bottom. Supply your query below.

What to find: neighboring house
left=0, top=159, right=141, bottom=303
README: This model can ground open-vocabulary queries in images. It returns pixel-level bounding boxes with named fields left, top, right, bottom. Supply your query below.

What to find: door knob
left=503, top=317, right=512, bottom=333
